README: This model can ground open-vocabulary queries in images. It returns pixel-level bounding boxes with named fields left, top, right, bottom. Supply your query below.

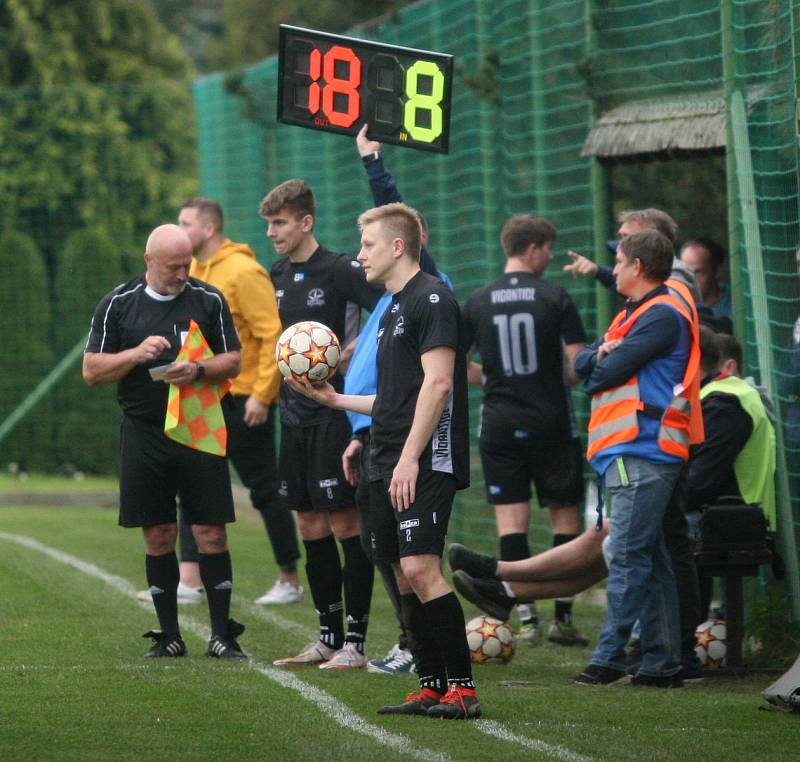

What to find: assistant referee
left=83, top=224, right=245, bottom=659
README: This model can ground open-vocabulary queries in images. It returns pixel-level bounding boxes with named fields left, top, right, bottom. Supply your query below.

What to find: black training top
left=85, top=275, right=240, bottom=426
left=270, top=245, right=383, bottom=427
left=462, top=271, right=586, bottom=443
left=369, top=271, right=469, bottom=488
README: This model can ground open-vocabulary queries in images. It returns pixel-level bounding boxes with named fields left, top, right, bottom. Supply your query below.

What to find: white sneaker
left=273, top=641, right=337, bottom=666
left=176, top=582, right=204, bottom=604
left=254, top=579, right=304, bottom=605
left=135, top=582, right=203, bottom=604
left=319, top=642, right=368, bottom=670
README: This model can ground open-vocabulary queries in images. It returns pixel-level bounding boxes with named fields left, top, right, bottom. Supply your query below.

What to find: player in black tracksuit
left=261, top=179, right=384, bottom=669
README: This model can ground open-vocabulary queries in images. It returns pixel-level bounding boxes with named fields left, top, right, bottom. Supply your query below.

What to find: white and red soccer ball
left=695, top=619, right=727, bottom=668
left=276, top=321, right=341, bottom=383
left=466, top=615, right=515, bottom=664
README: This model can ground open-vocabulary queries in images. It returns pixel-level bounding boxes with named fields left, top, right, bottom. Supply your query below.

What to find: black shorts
left=119, top=415, right=235, bottom=528
left=478, top=435, right=584, bottom=508
left=368, top=469, right=455, bottom=564
left=278, top=415, right=356, bottom=512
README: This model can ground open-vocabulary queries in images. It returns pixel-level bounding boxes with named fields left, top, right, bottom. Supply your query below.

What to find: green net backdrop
left=3, top=0, right=798, bottom=614
left=191, top=0, right=800, bottom=595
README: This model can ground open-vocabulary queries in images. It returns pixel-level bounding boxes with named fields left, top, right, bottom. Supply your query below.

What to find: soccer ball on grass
left=695, top=618, right=726, bottom=668
left=465, top=615, right=515, bottom=664
left=276, top=321, right=341, bottom=383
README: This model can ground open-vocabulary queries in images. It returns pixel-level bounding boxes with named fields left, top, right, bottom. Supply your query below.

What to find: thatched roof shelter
left=581, top=88, right=765, bottom=159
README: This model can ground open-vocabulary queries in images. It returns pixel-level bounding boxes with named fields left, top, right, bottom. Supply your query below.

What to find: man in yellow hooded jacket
left=176, top=197, right=302, bottom=604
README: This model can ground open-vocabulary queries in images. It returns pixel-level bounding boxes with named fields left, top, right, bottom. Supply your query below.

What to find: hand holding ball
left=276, top=321, right=341, bottom=383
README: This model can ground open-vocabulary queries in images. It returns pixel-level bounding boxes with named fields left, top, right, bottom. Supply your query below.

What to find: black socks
left=401, top=592, right=447, bottom=693
left=304, top=535, right=344, bottom=649
left=424, top=592, right=474, bottom=690
left=340, top=535, right=374, bottom=654
left=199, top=550, right=233, bottom=637
left=146, top=552, right=180, bottom=636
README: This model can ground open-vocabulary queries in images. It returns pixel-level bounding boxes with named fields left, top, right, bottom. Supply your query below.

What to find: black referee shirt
left=270, top=245, right=383, bottom=427
left=85, top=275, right=240, bottom=426
left=462, top=271, right=586, bottom=443
left=369, top=271, right=469, bottom=488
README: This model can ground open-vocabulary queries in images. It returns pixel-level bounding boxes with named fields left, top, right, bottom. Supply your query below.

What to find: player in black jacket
left=261, top=179, right=383, bottom=669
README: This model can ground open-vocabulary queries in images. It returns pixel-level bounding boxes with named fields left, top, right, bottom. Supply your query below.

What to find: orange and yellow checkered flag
left=164, top=320, right=231, bottom=456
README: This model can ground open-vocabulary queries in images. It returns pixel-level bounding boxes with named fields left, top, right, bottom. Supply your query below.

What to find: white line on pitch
left=235, top=598, right=316, bottom=639
left=2, top=530, right=594, bottom=761
left=476, top=720, right=593, bottom=762
left=0, top=531, right=447, bottom=762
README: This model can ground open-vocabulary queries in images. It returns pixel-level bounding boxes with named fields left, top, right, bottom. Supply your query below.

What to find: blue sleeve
left=574, top=339, right=602, bottom=379
left=583, top=305, right=681, bottom=394
left=364, top=155, right=441, bottom=281
left=596, top=266, right=617, bottom=290
left=364, top=155, right=402, bottom=206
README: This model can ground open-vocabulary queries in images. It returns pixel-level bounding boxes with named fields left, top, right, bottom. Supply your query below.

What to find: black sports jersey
left=270, top=245, right=383, bottom=427
left=85, top=275, right=240, bottom=425
left=462, top=271, right=586, bottom=443
left=369, top=271, right=469, bottom=488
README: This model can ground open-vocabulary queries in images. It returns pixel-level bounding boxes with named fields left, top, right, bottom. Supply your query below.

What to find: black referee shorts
left=278, top=415, right=356, bottom=512
left=478, top=435, right=584, bottom=508
left=368, top=469, right=456, bottom=564
left=118, top=415, right=235, bottom=528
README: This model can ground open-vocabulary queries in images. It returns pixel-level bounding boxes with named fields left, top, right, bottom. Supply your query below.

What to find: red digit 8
left=321, top=46, right=361, bottom=127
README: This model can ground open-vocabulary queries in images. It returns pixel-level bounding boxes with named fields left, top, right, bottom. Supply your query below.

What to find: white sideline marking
left=476, top=720, right=593, bottom=762
left=0, top=531, right=446, bottom=762
left=236, top=599, right=316, bottom=639
left=1, top=531, right=592, bottom=761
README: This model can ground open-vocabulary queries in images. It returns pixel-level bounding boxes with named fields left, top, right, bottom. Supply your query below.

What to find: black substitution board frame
left=277, top=25, right=454, bottom=154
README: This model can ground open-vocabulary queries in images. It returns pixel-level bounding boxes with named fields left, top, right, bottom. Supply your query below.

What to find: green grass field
left=1, top=497, right=798, bottom=761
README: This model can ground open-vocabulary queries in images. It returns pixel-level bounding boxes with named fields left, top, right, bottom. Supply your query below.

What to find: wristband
left=361, top=152, right=380, bottom=164
left=195, top=362, right=206, bottom=380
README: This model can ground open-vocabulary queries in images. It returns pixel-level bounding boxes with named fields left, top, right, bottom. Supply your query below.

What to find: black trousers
left=662, top=487, right=703, bottom=666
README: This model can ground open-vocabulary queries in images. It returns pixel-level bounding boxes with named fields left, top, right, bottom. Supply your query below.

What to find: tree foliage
left=53, top=228, right=124, bottom=474
left=0, top=1, right=196, bottom=265
left=153, top=0, right=410, bottom=72
left=0, top=231, right=53, bottom=470
left=0, top=1, right=196, bottom=472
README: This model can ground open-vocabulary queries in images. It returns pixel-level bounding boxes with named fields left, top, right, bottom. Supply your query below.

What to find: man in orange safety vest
left=571, top=229, right=703, bottom=688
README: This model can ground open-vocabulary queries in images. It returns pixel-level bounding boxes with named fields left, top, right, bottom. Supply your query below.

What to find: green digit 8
left=403, top=60, right=444, bottom=143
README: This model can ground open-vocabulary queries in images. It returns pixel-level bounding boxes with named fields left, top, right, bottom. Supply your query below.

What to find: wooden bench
left=693, top=544, right=772, bottom=670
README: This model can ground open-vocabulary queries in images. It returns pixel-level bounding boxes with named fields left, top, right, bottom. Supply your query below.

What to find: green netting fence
left=2, top=0, right=800, bottom=619
left=190, top=0, right=800, bottom=616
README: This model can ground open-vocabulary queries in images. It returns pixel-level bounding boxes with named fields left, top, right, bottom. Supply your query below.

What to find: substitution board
left=277, top=25, right=454, bottom=153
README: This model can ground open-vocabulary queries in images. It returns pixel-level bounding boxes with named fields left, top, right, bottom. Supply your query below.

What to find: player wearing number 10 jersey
left=461, top=215, right=588, bottom=645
